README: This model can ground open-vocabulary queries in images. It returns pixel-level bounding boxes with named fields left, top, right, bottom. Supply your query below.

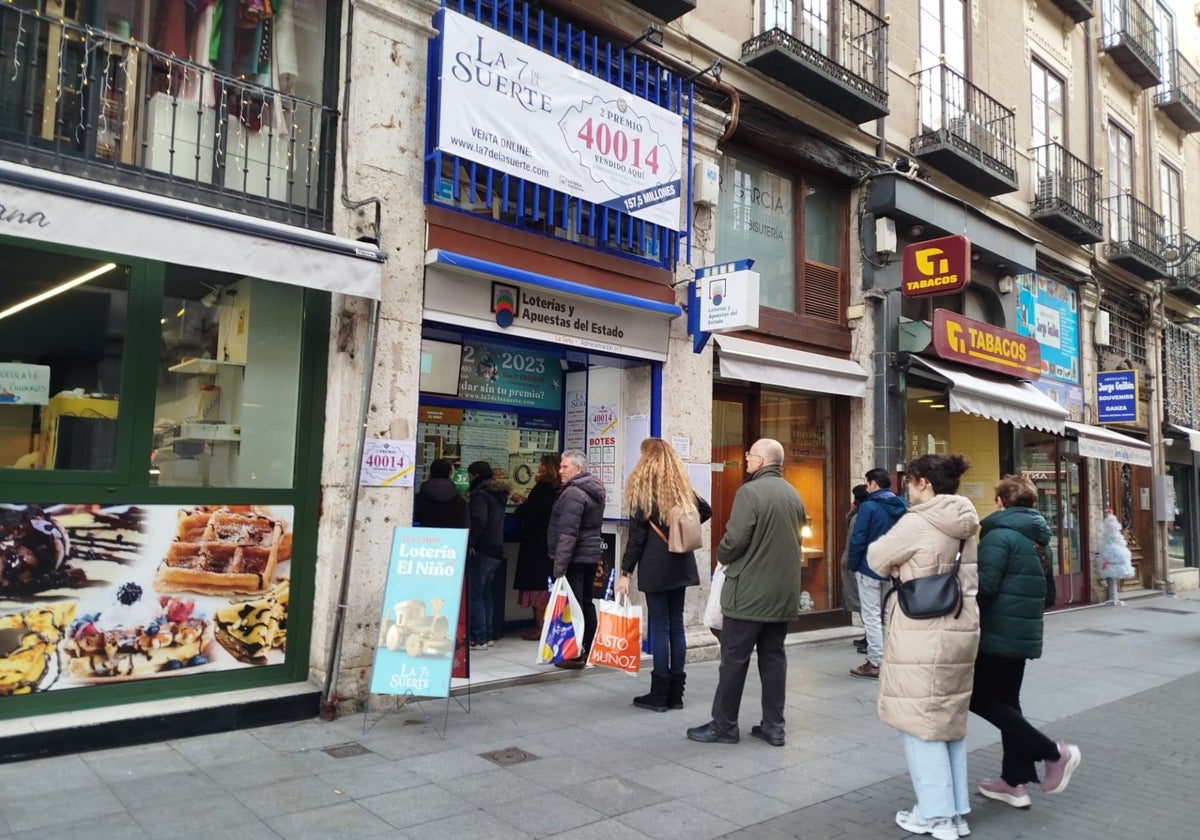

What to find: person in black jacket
left=511, top=454, right=561, bottom=640
left=618, top=438, right=711, bottom=711
left=547, top=449, right=606, bottom=669
left=972, top=475, right=1081, bottom=808
left=466, top=461, right=512, bottom=650
left=413, top=459, right=468, bottom=529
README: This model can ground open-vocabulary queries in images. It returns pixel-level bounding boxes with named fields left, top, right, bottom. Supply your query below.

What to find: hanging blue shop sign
left=1095, top=370, right=1139, bottom=424
left=369, top=527, right=468, bottom=699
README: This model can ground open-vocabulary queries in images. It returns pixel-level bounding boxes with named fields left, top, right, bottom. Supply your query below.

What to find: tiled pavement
left=2, top=591, right=1198, bottom=839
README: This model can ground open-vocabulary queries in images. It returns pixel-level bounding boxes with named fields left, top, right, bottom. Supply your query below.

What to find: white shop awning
left=1168, top=424, right=1200, bottom=452
left=907, top=355, right=1068, bottom=434
left=714, top=334, right=869, bottom=398
left=1065, top=421, right=1152, bottom=466
left=0, top=160, right=383, bottom=299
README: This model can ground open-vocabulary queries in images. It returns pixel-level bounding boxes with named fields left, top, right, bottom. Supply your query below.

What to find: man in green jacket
left=687, top=438, right=806, bottom=747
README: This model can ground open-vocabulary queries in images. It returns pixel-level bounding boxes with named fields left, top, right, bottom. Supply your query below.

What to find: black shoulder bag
left=886, top=539, right=966, bottom=619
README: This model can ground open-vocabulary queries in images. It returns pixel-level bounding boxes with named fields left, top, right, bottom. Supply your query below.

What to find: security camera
left=893, top=156, right=921, bottom=180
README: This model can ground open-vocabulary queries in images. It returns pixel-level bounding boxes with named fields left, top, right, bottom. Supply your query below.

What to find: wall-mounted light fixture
left=624, top=24, right=664, bottom=50
left=997, top=275, right=1014, bottom=294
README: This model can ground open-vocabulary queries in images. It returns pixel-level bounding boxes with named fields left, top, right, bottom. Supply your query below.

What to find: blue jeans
left=645, top=588, right=687, bottom=676
left=468, top=552, right=503, bottom=645
left=902, top=733, right=970, bottom=820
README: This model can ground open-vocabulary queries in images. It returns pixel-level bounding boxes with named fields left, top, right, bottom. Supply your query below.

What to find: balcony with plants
left=740, top=0, right=888, bottom=125
left=1100, top=0, right=1160, bottom=89
left=1155, top=50, right=1200, bottom=133
left=1030, top=142, right=1103, bottom=244
left=1102, top=194, right=1166, bottom=280
left=0, top=1, right=334, bottom=231
left=909, top=64, right=1018, bottom=197
left=1164, top=234, right=1200, bottom=305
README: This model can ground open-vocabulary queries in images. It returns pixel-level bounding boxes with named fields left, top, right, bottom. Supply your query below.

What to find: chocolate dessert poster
left=0, top=503, right=293, bottom=696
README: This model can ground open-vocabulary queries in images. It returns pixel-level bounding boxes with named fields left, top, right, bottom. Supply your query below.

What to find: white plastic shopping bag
left=703, top=565, right=726, bottom=631
left=536, top=576, right=585, bottom=664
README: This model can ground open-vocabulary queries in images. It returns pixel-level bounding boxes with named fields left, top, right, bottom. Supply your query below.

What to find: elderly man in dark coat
left=547, top=449, right=606, bottom=669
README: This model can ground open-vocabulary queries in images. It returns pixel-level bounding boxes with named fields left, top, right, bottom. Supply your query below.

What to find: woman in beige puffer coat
left=867, top=454, right=980, bottom=840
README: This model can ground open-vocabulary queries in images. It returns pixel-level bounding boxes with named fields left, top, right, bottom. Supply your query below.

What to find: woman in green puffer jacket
left=970, top=475, right=1081, bottom=810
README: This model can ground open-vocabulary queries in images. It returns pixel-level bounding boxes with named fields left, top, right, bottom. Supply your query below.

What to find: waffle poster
left=0, top=504, right=293, bottom=696
left=369, top=527, right=467, bottom=699
left=436, top=9, right=683, bottom=230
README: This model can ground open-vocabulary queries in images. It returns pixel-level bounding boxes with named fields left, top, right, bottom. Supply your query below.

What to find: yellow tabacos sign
left=932, top=310, right=1041, bottom=378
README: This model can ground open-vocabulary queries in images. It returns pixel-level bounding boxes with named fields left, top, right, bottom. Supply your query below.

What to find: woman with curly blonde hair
left=617, top=437, right=711, bottom=712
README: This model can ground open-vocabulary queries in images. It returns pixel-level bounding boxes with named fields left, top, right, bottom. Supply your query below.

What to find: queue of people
left=415, top=440, right=1081, bottom=840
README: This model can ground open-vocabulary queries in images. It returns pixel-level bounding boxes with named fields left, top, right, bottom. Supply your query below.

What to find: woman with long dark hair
left=618, top=438, right=711, bottom=712
left=511, top=454, right=561, bottom=640
left=868, top=454, right=980, bottom=840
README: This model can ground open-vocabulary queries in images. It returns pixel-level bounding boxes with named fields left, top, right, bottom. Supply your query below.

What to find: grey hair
left=561, top=449, right=588, bottom=471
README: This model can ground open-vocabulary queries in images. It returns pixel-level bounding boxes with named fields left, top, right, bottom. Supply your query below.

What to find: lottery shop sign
left=932, top=310, right=1041, bottom=379
left=436, top=9, right=683, bottom=230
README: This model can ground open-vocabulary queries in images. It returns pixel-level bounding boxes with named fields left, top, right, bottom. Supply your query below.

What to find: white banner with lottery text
left=436, top=9, right=683, bottom=230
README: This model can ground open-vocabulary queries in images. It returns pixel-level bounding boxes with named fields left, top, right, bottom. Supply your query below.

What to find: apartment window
left=714, top=153, right=846, bottom=322
left=1107, top=122, right=1134, bottom=239
left=1154, top=1, right=1176, bottom=89
left=1100, top=299, right=1148, bottom=366
left=1160, top=161, right=1183, bottom=242
left=919, top=0, right=966, bottom=74
left=1031, top=61, right=1065, bottom=146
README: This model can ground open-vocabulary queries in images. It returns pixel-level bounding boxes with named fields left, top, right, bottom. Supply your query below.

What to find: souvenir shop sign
left=370, top=527, right=468, bottom=699
left=932, top=310, right=1041, bottom=379
left=1095, top=370, right=1139, bottom=424
left=458, top=340, right=562, bottom=411
left=1014, top=274, right=1080, bottom=384
left=902, top=235, right=971, bottom=297
left=436, top=9, right=683, bottom=230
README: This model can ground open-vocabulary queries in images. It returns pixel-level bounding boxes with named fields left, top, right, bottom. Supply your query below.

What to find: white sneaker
left=953, top=814, right=970, bottom=837
left=895, top=809, right=958, bottom=840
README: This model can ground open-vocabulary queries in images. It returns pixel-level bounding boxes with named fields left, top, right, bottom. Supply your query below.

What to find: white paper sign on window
left=0, top=363, right=51, bottom=405
left=437, top=9, right=683, bottom=230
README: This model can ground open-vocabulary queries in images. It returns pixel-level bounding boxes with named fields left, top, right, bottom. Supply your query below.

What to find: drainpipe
left=540, top=0, right=739, bottom=142
left=876, top=0, right=887, bottom=160
left=321, top=0, right=385, bottom=719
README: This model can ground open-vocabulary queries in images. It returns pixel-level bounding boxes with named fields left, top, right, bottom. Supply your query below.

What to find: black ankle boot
left=666, top=672, right=686, bottom=710
left=633, top=673, right=670, bottom=712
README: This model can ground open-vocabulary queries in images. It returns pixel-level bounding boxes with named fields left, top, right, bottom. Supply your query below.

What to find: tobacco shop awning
left=0, top=161, right=384, bottom=299
left=1064, top=421, right=1152, bottom=466
left=906, top=355, right=1068, bottom=434
left=714, top=334, right=869, bottom=398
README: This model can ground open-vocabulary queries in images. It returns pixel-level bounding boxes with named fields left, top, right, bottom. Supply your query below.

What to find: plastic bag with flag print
left=536, top=576, right=584, bottom=665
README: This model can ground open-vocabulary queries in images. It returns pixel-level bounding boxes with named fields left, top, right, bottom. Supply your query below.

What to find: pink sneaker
left=1041, top=742, right=1081, bottom=794
left=977, top=778, right=1031, bottom=808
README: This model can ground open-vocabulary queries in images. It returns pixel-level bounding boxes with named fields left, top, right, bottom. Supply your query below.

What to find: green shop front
left=0, top=163, right=382, bottom=750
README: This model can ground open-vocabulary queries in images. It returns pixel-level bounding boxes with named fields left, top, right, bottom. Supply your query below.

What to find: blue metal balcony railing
left=425, top=1, right=692, bottom=270
left=0, top=3, right=335, bottom=230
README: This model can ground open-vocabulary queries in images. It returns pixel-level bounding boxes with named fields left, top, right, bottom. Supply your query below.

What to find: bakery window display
left=63, top=582, right=213, bottom=680
left=0, top=603, right=77, bottom=695
left=154, top=505, right=293, bottom=596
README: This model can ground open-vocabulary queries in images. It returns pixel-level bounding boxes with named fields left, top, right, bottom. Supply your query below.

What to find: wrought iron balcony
left=741, top=0, right=888, bottom=125
left=623, top=0, right=696, bottom=22
left=0, top=4, right=334, bottom=231
left=1047, top=0, right=1095, bottom=22
left=909, top=65, right=1018, bottom=196
left=1164, top=234, right=1200, bottom=305
left=1103, top=194, right=1167, bottom=280
left=1100, top=0, right=1161, bottom=89
left=1030, top=143, right=1103, bottom=244
left=1155, top=50, right=1200, bottom=133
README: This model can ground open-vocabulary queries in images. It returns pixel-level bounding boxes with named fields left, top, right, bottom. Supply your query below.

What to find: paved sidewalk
left=1, top=592, right=1198, bottom=839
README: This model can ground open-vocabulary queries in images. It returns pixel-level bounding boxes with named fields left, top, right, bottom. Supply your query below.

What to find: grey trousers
left=710, top=616, right=789, bottom=738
